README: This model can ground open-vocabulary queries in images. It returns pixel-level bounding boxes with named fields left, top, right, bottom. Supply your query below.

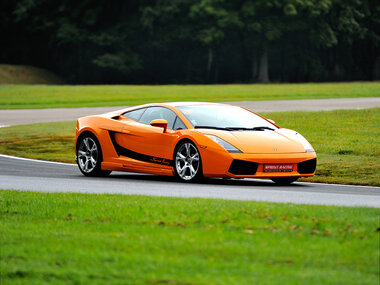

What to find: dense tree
left=0, top=0, right=378, bottom=83
left=189, top=0, right=242, bottom=82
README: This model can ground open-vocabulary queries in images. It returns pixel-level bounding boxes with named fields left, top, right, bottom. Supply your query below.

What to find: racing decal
left=263, top=164, right=294, bottom=172
left=108, top=131, right=173, bottom=166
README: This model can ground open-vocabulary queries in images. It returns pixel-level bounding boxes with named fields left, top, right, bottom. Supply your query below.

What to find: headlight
left=204, top=134, right=242, bottom=153
left=295, top=133, right=315, bottom=153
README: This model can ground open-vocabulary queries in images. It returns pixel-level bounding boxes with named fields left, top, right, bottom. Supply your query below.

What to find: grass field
left=0, top=190, right=378, bottom=284
left=0, top=108, right=379, bottom=186
left=0, top=82, right=379, bottom=109
left=0, top=64, right=63, bottom=85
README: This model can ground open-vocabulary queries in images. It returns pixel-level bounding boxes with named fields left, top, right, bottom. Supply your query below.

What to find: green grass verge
left=0, top=121, right=75, bottom=163
left=0, top=108, right=379, bottom=186
left=262, top=108, right=380, bottom=186
left=0, top=190, right=378, bottom=284
left=0, top=82, right=379, bottom=109
left=0, top=64, right=64, bottom=85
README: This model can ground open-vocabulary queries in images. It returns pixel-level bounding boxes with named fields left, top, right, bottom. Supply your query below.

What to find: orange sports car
left=75, top=102, right=316, bottom=184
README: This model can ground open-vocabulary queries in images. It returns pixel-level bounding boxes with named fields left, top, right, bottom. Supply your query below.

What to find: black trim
left=297, top=158, right=317, bottom=174
left=228, top=160, right=258, bottom=175
left=109, top=131, right=173, bottom=166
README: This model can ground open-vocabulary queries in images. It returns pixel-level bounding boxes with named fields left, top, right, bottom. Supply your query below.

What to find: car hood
left=196, top=128, right=306, bottom=154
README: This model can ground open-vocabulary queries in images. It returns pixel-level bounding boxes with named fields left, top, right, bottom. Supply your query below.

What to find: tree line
left=1, top=0, right=379, bottom=84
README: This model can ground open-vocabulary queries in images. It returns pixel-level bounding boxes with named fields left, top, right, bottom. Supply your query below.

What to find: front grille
left=298, top=158, right=317, bottom=174
left=228, top=160, right=258, bottom=175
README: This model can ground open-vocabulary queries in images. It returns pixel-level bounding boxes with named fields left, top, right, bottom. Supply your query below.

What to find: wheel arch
left=172, top=138, right=200, bottom=161
left=76, top=129, right=111, bottom=177
left=76, top=129, right=100, bottom=153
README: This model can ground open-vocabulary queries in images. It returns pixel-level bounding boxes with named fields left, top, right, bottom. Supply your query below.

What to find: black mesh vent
left=228, top=160, right=258, bottom=175
left=298, top=158, right=317, bottom=174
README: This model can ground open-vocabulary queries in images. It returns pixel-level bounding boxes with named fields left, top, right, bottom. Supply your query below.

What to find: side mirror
left=267, top=119, right=276, bottom=125
left=150, top=119, right=168, bottom=133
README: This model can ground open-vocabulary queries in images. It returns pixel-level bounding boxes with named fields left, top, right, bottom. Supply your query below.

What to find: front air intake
left=298, top=158, right=317, bottom=174
left=228, top=160, right=258, bottom=175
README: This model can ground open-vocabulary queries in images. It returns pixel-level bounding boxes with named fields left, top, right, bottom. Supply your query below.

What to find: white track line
left=0, top=154, right=76, bottom=166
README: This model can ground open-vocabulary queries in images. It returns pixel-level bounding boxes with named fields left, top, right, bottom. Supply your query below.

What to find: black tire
left=76, top=133, right=111, bottom=177
left=271, top=177, right=298, bottom=185
left=173, top=141, right=203, bottom=182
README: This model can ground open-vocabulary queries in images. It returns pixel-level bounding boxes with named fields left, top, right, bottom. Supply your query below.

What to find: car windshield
left=177, top=104, right=277, bottom=130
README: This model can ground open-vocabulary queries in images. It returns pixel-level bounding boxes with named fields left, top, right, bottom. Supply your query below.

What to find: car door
left=113, top=106, right=184, bottom=166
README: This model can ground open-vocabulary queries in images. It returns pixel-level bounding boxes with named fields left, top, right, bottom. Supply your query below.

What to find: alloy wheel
left=78, top=137, right=99, bottom=173
left=175, top=142, right=200, bottom=181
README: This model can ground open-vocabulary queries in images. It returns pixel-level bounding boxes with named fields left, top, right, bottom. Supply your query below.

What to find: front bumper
left=200, top=148, right=317, bottom=178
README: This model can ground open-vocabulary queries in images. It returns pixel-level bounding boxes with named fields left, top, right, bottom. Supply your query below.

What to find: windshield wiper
left=227, top=126, right=275, bottom=131
left=250, top=126, right=275, bottom=131
left=194, top=126, right=234, bottom=131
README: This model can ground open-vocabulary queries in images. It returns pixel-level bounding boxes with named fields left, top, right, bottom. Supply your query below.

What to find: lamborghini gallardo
left=75, top=102, right=317, bottom=184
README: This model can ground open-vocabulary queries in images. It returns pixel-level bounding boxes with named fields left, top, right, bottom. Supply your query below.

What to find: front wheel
left=174, top=141, right=202, bottom=182
left=76, top=133, right=111, bottom=177
left=271, top=177, right=298, bottom=185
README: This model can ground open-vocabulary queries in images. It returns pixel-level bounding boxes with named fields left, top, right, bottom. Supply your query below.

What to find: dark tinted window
left=173, top=117, right=187, bottom=130
left=122, top=108, right=146, bottom=121
left=139, top=107, right=177, bottom=129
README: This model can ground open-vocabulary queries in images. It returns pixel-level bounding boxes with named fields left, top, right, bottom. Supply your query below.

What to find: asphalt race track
left=1, top=98, right=379, bottom=207
left=1, top=154, right=379, bottom=208
left=1, top=97, right=380, bottom=126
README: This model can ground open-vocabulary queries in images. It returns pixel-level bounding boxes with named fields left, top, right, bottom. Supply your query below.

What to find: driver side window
left=139, top=107, right=177, bottom=129
left=121, top=108, right=146, bottom=121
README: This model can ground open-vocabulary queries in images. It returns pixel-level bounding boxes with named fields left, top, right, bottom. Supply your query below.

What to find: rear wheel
left=76, top=133, right=111, bottom=177
left=271, top=177, right=298, bottom=185
left=174, top=141, right=202, bottom=182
